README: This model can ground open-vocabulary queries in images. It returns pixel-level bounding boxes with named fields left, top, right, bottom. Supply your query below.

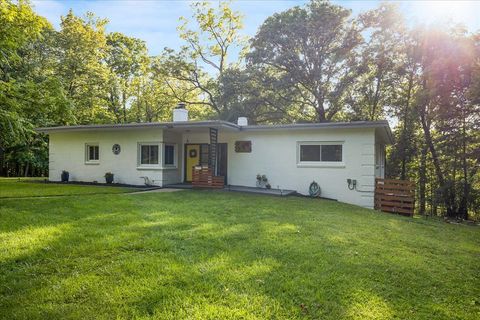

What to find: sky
left=31, top=0, right=480, bottom=56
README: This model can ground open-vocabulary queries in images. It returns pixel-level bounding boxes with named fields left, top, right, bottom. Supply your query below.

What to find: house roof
left=36, top=120, right=393, bottom=144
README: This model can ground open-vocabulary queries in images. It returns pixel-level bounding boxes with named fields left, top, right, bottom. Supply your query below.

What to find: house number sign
left=112, top=144, right=121, bottom=155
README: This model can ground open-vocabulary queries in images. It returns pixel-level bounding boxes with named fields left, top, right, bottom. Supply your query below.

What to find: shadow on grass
left=0, top=190, right=479, bottom=319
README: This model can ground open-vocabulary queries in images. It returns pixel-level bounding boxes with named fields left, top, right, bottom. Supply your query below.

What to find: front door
left=185, top=144, right=200, bottom=182
left=184, top=143, right=227, bottom=182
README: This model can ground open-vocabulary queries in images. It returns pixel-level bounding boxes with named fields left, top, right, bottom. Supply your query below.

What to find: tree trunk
left=419, top=111, right=444, bottom=186
left=315, top=97, right=326, bottom=122
left=459, top=116, right=469, bottom=220
left=417, top=80, right=454, bottom=217
left=24, top=162, right=29, bottom=177
left=400, top=73, right=414, bottom=180
left=0, top=146, right=4, bottom=177
left=370, top=74, right=383, bottom=121
left=419, top=143, right=427, bottom=215
left=122, top=91, right=127, bottom=123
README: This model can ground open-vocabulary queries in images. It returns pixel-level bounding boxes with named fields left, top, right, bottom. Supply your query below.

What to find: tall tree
left=414, top=27, right=480, bottom=218
left=105, top=32, right=148, bottom=123
left=0, top=0, right=72, bottom=176
left=217, top=67, right=291, bottom=123
left=347, top=3, right=405, bottom=121
left=160, top=1, right=246, bottom=116
left=56, top=10, right=111, bottom=123
left=248, top=0, right=362, bottom=122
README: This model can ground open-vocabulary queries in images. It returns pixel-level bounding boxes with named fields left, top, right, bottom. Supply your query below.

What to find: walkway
left=165, top=183, right=296, bottom=197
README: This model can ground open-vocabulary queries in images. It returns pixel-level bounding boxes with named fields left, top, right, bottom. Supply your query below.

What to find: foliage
left=0, top=0, right=72, bottom=177
left=105, top=32, right=148, bottom=123
left=248, top=0, right=363, bottom=122
left=56, top=10, right=112, bottom=124
left=160, top=1, right=246, bottom=115
left=217, top=66, right=297, bottom=123
left=345, top=3, right=405, bottom=121
left=0, top=186, right=479, bottom=318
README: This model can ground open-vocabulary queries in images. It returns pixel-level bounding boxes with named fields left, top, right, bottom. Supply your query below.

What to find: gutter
left=35, top=120, right=393, bottom=144
left=35, top=120, right=240, bottom=133
left=240, top=120, right=390, bottom=131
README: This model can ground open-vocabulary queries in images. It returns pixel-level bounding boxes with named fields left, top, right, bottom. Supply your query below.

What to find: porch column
left=209, top=127, right=218, bottom=175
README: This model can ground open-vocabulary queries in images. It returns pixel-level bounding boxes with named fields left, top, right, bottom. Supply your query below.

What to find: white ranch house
left=37, top=105, right=392, bottom=209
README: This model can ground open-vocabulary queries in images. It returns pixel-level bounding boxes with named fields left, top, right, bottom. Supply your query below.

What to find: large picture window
left=85, top=144, right=99, bottom=163
left=140, top=144, right=159, bottom=165
left=138, top=142, right=176, bottom=168
left=299, top=143, right=343, bottom=163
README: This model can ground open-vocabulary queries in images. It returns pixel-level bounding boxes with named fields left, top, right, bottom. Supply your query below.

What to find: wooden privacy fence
left=192, top=167, right=225, bottom=189
left=375, top=178, right=415, bottom=216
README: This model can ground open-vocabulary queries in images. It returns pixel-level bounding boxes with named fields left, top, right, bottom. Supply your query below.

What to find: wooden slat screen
left=192, top=167, right=224, bottom=189
left=375, top=178, right=415, bottom=216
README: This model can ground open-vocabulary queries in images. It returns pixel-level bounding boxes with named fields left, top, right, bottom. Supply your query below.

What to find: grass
left=0, top=178, right=135, bottom=198
left=0, top=180, right=479, bottom=319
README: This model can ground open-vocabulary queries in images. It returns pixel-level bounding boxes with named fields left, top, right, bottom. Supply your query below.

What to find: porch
left=163, top=121, right=232, bottom=187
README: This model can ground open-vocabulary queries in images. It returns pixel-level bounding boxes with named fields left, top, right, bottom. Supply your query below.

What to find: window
left=200, top=144, right=209, bottom=166
left=164, top=144, right=175, bottom=166
left=298, top=143, right=343, bottom=163
left=300, top=145, right=321, bottom=162
left=321, top=145, right=342, bottom=162
left=140, top=144, right=159, bottom=165
left=86, top=144, right=99, bottom=163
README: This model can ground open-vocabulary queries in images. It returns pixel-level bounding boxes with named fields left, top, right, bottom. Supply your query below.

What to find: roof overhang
left=35, top=120, right=393, bottom=144
left=35, top=120, right=240, bottom=133
left=240, top=120, right=394, bottom=144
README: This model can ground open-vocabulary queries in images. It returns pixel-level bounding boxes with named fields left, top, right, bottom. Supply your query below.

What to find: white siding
left=162, top=130, right=183, bottom=185
left=375, top=143, right=386, bottom=178
left=48, top=126, right=379, bottom=208
left=49, top=128, right=166, bottom=186
left=182, top=127, right=376, bottom=208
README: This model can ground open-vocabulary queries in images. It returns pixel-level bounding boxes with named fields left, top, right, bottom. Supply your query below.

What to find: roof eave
left=35, top=120, right=240, bottom=133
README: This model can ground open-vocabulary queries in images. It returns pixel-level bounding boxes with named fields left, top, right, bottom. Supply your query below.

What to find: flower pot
left=105, top=175, right=114, bottom=184
left=61, top=171, right=69, bottom=182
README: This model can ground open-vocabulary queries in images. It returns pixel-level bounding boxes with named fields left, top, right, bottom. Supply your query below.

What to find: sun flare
left=409, top=0, right=477, bottom=25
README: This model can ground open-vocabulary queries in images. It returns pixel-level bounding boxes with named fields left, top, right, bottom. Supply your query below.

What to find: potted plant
left=61, top=170, right=69, bottom=182
left=104, top=172, right=114, bottom=184
left=256, top=174, right=262, bottom=187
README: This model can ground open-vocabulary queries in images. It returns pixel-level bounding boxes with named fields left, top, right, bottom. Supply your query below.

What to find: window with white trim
left=298, top=142, right=343, bottom=163
left=139, top=144, right=159, bottom=165
left=163, top=144, right=176, bottom=167
left=85, top=144, right=99, bottom=163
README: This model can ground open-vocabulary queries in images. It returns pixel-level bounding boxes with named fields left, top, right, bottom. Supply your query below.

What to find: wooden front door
left=185, top=144, right=200, bottom=182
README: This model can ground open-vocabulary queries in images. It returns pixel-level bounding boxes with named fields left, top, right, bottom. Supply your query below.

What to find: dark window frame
left=139, top=144, right=159, bottom=165
left=163, top=144, right=176, bottom=166
left=86, top=144, right=99, bottom=162
left=299, top=143, right=343, bottom=163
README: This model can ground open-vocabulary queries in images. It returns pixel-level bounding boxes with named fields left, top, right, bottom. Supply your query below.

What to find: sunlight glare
left=409, top=0, right=477, bottom=26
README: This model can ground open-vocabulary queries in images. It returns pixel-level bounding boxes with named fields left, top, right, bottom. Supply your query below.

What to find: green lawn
left=0, top=178, right=135, bottom=198
left=0, top=181, right=479, bottom=319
